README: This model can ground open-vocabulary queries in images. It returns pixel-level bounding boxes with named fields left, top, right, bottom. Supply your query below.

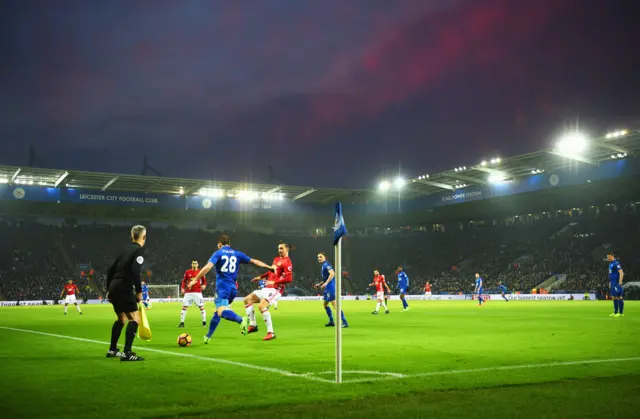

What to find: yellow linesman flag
left=138, top=303, right=152, bottom=341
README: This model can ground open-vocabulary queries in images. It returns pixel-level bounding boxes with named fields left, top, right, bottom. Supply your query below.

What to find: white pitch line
left=342, top=357, right=640, bottom=383
left=0, top=326, right=333, bottom=384
left=303, top=370, right=406, bottom=378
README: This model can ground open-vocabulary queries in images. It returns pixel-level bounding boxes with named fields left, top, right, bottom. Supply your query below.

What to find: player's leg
left=272, top=298, right=279, bottom=310
left=331, top=300, right=348, bottom=327
left=477, top=290, right=484, bottom=306
left=400, top=291, right=409, bottom=310
left=179, top=293, right=191, bottom=327
left=610, top=287, right=618, bottom=316
left=244, top=292, right=261, bottom=332
left=196, top=294, right=206, bottom=326
left=215, top=286, right=248, bottom=333
left=107, top=311, right=127, bottom=358
left=63, top=301, right=69, bottom=315
left=74, top=301, right=82, bottom=314
left=381, top=293, right=389, bottom=313
left=258, top=296, right=276, bottom=340
left=324, top=298, right=335, bottom=326
left=121, top=310, right=144, bottom=361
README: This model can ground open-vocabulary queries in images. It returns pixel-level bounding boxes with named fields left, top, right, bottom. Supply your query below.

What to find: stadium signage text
left=78, top=193, right=159, bottom=205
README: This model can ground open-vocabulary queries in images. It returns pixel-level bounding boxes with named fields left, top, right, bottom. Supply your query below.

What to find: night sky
left=1, top=0, right=639, bottom=188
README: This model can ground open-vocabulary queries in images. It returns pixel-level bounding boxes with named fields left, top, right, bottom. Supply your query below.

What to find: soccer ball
left=177, top=333, right=192, bottom=347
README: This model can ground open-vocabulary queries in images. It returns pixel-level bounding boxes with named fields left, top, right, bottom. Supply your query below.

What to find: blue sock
left=619, top=300, right=624, bottom=314
left=479, top=297, right=484, bottom=305
left=221, top=309, right=242, bottom=324
left=503, top=295, right=508, bottom=301
left=402, top=298, right=408, bottom=309
left=206, top=313, right=221, bottom=338
left=325, top=306, right=334, bottom=323
left=341, top=311, right=348, bottom=325
left=143, top=302, right=148, bottom=309
left=613, top=299, right=619, bottom=314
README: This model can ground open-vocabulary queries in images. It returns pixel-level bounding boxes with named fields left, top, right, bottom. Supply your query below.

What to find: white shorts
left=64, top=295, right=77, bottom=304
left=376, top=291, right=385, bottom=300
left=183, top=292, right=204, bottom=307
left=425, top=292, right=432, bottom=296
left=253, top=288, right=281, bottom=305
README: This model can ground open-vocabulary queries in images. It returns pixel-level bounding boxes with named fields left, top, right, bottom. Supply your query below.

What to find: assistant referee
left=105, top=225, right=147, bottom=361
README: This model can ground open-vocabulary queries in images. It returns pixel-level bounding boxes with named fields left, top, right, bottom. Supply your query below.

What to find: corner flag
left=333, top=202, right=347, bottom=245
left=333, top=201, right=346, bottom=383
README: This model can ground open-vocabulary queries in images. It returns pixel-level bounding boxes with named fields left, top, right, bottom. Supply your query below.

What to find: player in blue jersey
left=141, top=280, right=151, bottom=309
left=474, top=273, right=484, bottom=306
left=497, top=282, right=508, bottom=302
left=314, top=253, right=348, bottom=328
left=396, top=266, right=410, bottom=311
left=607, top=252, right=625, bottom=317
left=190, top=234, right=274, bottom=343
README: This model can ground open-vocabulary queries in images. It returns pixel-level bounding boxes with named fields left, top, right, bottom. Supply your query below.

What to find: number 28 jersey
left=209, top=246, right=251, bottom=287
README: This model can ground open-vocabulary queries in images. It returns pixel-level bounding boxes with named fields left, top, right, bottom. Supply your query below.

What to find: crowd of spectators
left=1, top=212, right=638, bottom=301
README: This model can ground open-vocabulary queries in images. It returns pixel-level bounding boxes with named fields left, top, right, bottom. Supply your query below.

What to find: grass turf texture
left=1, top=300, right=638, bottom=419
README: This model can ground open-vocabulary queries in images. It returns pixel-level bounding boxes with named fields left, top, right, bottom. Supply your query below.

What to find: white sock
left=382, top=301, right=388, bottom=310
left=261, top=309, right=274, bottom=334
left=273, top=300, right=278, bottom=308
left=180, top=308, right=187, bottom=323
left=64, top=305, right=68, bottom=314
left=246, top=304, right=257, bottom=326
left=375, top=302, right=380, bottom=312
left=76, top=304, right=82, bottom=313
left=200, top=307, right=206, bottom=322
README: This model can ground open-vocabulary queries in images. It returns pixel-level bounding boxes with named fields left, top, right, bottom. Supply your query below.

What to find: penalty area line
left=342, top=357, right=640, bottom=383
left=0, top=326, right=333, bottom=384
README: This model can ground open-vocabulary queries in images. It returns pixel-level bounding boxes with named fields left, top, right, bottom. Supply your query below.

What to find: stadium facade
left=1, top=130, right=639, bottom=229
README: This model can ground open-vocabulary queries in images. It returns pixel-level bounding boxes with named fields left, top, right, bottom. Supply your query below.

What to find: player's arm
left=193, top=262, right=213, bottom=283
left=131, top=251, right=144, bottom=301
left=618, top=267, right=624, bottom=285
left=59, top=287, right=65, bottom=298
left=181, top=273, right=188, bottom=295
left=384, top=280, right=391, bottom=293
left=272, top=263, right=293, bottom=285
left=252, top=271, right=271, bottom=282
left=249, top=258, right=275, bottom=271
left=322, top=267, right=335, bottom=289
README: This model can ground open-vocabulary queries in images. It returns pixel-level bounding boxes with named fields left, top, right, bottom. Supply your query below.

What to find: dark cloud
left=0, top=0, right=639, bottom=188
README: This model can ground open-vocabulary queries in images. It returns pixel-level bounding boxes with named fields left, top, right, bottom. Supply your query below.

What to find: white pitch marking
left=0, top=326, right=333, bottom=384
left=342, top=357, right=640, bottom=383
left=302, top=370, right=406, bottom=378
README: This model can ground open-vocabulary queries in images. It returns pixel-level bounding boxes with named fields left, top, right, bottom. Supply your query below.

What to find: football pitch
left=1, top=300, right=639, bottom=419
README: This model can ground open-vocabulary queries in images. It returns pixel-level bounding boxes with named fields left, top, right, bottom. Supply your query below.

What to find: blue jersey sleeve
left=236, top=251, right=251, bottom=265
left=209, top=250, right=221, bottom=265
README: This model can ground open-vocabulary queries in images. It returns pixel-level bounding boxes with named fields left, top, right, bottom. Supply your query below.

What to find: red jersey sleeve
left=272, top=259, right=293, bottom=285
left=259, top=271, right=271, bottom=279
left=181, top=271, right=189, bottom=290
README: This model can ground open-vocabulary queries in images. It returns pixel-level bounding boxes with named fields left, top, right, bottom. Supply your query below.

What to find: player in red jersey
left=370, top=270, right=391, bottom=314
left=244, top=242, right=293, bottom=341
left=178, top=260, right=207, bottom=328
left=424, top=281, right=432, bottom=296
left=60, top=280, right=82, bottom=316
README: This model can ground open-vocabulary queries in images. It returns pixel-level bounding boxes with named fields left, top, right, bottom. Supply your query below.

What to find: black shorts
left=109, top=287, right=138, bottom=314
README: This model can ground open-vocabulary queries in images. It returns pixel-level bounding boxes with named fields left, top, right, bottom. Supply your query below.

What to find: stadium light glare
left=198, top=188, right=225, bottom=198
left=0, top=178, right=8, bottom=184
left=237, top=190, right=259, bottom=201
left=606, top=130, right=628, bottom=139
left=262, top=192, right=285, bottom=201
left=178, top=187, right=184, bottom=195
left=555, top=132, right=588, bottom=155
left=488, top=173, right=506, bottom=184
left=480, top=160, right=487, bottom=166
left=378, top=180, right=391, bottom=191
left=394, top=177, right=405, bottom=189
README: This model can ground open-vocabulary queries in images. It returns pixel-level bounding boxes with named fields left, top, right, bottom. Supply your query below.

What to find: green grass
left=1, top=300, right=638, bottom=419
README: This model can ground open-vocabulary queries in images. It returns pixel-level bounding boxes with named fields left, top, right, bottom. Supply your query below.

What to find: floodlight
left=394, top=177, right=405, bottom=189
left=555, top=132, right=588, bottom=155
left=480, top=160, right=487, bottom=166
left=179, top=187, right=184, bottom=195
left=488, top=173, right=506, bottom=184
left=379, top=180, right=391, bottom=191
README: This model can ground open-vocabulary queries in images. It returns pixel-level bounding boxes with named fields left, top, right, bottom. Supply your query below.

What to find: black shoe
left=342, top=323, right=349, bottom=328
left=121, top=351, right=144, bottom=362
left=178, top=322, right=185, bottom=328
left=202, top=321, right=207, bottom=327
left=79, top=312, right=83, bottom=316
left=325, top=322, right=335, bottom=327
left=106, top=348, right=124, bottom=358
left=371, top=311, right=378, bottom=315
left=385, top=310, right=390, bottom=314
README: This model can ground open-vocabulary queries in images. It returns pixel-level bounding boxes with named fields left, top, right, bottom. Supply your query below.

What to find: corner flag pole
left=333, top=202, right=347, bottom=384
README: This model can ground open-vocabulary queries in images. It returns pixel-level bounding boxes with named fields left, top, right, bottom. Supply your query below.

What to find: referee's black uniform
left=106, top=240, right=145, bottom=361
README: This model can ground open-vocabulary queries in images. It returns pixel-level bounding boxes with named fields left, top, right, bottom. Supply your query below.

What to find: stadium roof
left=0, top=129, right=638, bottom=203
left=402, top=128, right=640, bottom=196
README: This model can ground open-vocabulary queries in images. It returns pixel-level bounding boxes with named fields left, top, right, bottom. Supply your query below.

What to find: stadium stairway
left=547, top=274, right=568, bottom=291
left=536, top=274, right=562, bottom=290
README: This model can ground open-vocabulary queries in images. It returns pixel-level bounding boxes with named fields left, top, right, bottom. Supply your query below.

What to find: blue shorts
left=324, top=291, right=336, bottom=302
left=477, top=288, right=483, bottom=296
left=610, top=284, right=624, bottom=297
left=142, top=293, right=149, bottom=301
left=215, top=284, right=237, bottom=308
left=399, top=288, right=407, bottom=294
